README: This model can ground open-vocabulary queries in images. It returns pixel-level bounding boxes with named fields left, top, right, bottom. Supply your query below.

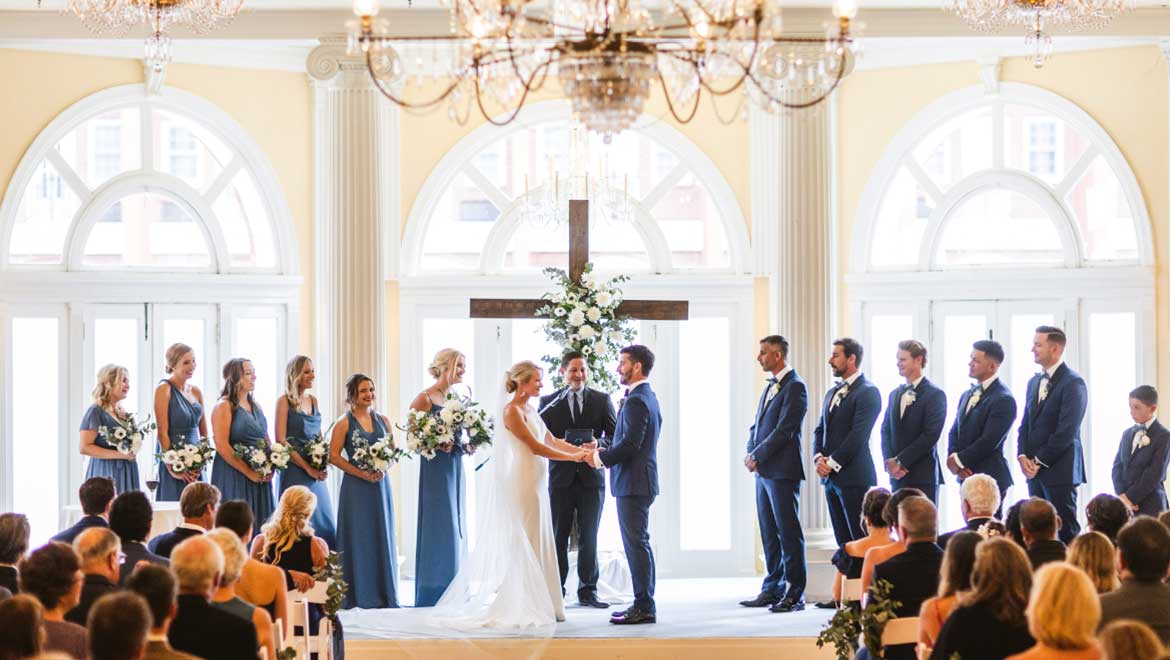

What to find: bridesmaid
left=211, top=358, right=275, bottom=527
left=153, top=343, right=208, bottom=501
left=80, top=364, right=141, bottom=494
left=275, top=355, right=337, bottom=549
left=410, top=348, right=469, bottom=607
left=331, top=373, right=399, bottom=609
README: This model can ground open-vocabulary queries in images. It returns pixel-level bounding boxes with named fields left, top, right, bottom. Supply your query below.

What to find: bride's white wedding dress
left=429, top=403, right=566, bottom=630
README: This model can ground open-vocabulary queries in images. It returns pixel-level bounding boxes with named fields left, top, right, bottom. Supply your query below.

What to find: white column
left=307, top=39, right=400, bottom=415
left=752, top=100, right=838, bottom=538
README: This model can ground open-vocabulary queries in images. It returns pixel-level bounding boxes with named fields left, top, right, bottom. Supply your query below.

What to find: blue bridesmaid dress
left=277, top=401, right=337, bottom=549
left=81, top=405, right=140, bottom=494
left=336, top=411, right=399, bottom=609
left=157, top=380, right=205, bottom=502
left=413, top=403, right=466, bottom=607
left=211, top=402, right=275, bottom=527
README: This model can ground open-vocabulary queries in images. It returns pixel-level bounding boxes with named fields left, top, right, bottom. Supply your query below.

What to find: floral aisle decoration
left=536, top=262, right=635, bottom=393
left=99, top=413, right=157, bottom=456
left=402, top=390, right=495, bottom=459
left=232, top=439, right=292, bottom=479
left=815, top=579, right=902, bottom=660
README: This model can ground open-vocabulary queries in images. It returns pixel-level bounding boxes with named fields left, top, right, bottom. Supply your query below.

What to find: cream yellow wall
left=836, top=45, right=1169, bottom=393
left=0, top=49, right=315, bottom=353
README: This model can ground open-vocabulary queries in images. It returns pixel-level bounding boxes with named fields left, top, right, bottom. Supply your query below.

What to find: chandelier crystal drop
left=949, top=0, right=1132, bottom=67
left=348, top=0, right=859, bottom=140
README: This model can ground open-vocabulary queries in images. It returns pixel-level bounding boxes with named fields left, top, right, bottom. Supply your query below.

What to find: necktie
left=964, top=384, right=982, bottom=415
left=572, top=391, right=582, bottom=423
left=1038, top=374, right=1051, bottom=402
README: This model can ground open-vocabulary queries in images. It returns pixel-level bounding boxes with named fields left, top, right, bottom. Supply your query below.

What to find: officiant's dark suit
left=540, top=384, right=617, bottom=604
left=746, top=368, right=808, bottom=605
left=1018, top=361, right=1087, bottom=543
left=1112, top=417, right=1170, bottom=517
left=947, top=377, right=1017, bottom=509
left=813, top=373, right=881, bottom=547
left=880, top=378, right=946, bottom=503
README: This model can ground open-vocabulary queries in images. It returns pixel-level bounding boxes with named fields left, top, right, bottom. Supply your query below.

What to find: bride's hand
left=581, top=441, right=598, bottom=452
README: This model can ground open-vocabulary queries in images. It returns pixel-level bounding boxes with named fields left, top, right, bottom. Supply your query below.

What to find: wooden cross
left=469, top=200, right=689, bottom=320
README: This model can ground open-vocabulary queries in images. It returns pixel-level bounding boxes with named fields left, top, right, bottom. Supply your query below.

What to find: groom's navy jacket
left=746, top=370, right=807, bottom=481
left=599, top=382, right=661, bottom=497
left=812, top=374, right=881, bottom=487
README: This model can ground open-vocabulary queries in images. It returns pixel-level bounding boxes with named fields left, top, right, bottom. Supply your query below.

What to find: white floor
left=340, top=578, right=834, bottom=640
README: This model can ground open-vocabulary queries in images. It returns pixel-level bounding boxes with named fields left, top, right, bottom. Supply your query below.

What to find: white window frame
left=1023, top=117, right=1063, bottom=180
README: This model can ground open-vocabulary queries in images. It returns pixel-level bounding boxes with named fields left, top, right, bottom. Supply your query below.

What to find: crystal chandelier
left=949, top=0, right=1132, bottom=67
left=64, top=0, right=245, bottom=73
left=348, top=0, right=859, bottom=141
left=522, top=123, right=632, bottom=227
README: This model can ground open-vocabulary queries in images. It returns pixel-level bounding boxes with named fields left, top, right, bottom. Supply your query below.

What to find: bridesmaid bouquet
left=289, top=434, right=331, bottom=471
left=400, top=407, right=456, bottom=460
left=232, top=439, right=292, bottom=479
left=159, top=437, right=216, bottom=476
left=348, top=430, right=407, bottom=473
left=99, top=413, right=158, bottom=456
left=453, top=395, right=494, bottom=450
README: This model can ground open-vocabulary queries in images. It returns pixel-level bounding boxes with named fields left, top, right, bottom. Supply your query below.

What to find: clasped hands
left=1018, top=455, right=1041, bottom=479
left=884, top=458, right=909, bottom=481
left=814, top=456, right=832, bottom=478
left=575, top=441, right=601, bottom=468
left=945, top=454, right=974, bottom=479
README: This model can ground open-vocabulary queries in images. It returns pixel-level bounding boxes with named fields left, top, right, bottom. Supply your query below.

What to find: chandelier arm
left=364, top=48, right=464, bottom=109
left=655, top=66, right=703, bottom=124
left=470, top=56, right=549, bottom=126
left=745, top=45, right=847, bottom=110
left=706, top=88, right=746, bottom=125
left=698, top=68, right=750, bottom=97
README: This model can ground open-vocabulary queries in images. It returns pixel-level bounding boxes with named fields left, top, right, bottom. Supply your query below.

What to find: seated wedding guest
left=1068, top=531, right=1119, bottom=594
left=1004, top=500, right=1027, bottom=548
left=1099, top=517, right=1170, bottom=643
left=147, top=483, right=219, bottom=559
left=938, top=474, right=1000, bottom=549
left=52, top=478, right=114, bottom=545
left=0, top=594, right=44, bottom=660
left=1007, top=562, right=1101, bottom=660
left=860, top=496, right=943, bottom=660
left=1100, top=620, right=1164, bottom=660
left=1113, top=385, right=1170, bottom=518
left=214, top=500, right=287, bottom=636
left=206, top=529, right=275, bottom=660
left=0, top=513, right=30, bottom=593
left=109, top=492, right=167, bottom=586
left=860, top=487, right=925, bottom=596
left=64, top=529, right=120, bottom=627
left=19, top=543, right=86, bottom=659
left=919, top=530, right=981, bottom=651
left=929, top=537, right=1035, bottom=660
left=1086, top=493, right=1132, bottom=545
left=125, top=565, right=199, bottom=660
left=1019, top=498, right=1066, bottom=570
left=167, top=536, right=257, bottom=660
left=87, top=592, right=151, bottom=660
left=829, top=487, right=891, bottom=604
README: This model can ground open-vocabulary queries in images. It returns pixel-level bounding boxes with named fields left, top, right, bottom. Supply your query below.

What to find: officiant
left=540, top=350, right=617, bottom=609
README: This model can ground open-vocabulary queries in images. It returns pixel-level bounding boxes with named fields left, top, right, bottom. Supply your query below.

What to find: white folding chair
left=285, top=581, right=334, bottom=660
left=880, top=616, right=921, bottom=647
left=842, top=578, right=864, bottom=603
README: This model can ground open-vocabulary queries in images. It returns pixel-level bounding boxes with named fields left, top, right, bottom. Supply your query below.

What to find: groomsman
left=880, top=340, right=946, bottom=503
left=946, top=340, right=1017, bottom=513
left=740, top=335, right=808, bottom=613
left=539, top=351, right=617, bottom=609
left=1018, top=325, right=1087, bottom=544
left=813, top=338, right=881, bottom=548
left=1112, top=386, right=1170, bottom=517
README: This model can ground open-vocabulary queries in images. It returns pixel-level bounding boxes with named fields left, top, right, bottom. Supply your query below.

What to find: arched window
left=0, top=85, right=299, bottom=545
left=849, top=83, right=1154, bottom=532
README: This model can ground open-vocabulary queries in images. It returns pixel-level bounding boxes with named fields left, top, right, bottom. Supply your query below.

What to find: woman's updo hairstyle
left=428, top=349, right=465, bottom=381
left=504, top=361, right=541, bottom=394
left=164, top=343, right=193, bottom=375
left=345, top=373, right=373, bottom=405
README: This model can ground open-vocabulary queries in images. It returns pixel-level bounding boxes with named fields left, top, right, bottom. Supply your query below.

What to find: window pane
left=1003, top=104, right=1089, bottom=184
left=937, top=313, right=989, bottom=531
left=9, top=161, right=80, bottom=265
left=419, top=174, right=497, bottom=272
left=93, top=316, right=152, bottom=477
left=12, top=317, right=60, bottom=547
left=55, top=106, right=141, bottom=189
left=651, top=171, right=730, bottom=269
left=232, top=316, right=280, bottom=438
left=936, top=190, right=1063, bottom=267
left=154, top=110, right=230, bottom=191
left=82, top=192, right=211, bottom=269
left=1005, top=312, right=1055, bottom=502
left=511, top=319, right=564, bottom=398
left=1065, top=156, right=1138, bottom=263
left=866, top=314, right=914, bottom=490
left=213, top=170, right=277, bottom=269
left=911, top=106, right=994, bottom=191
left=679, top=317, right=731, bottom=550
left=870, top=166, right=932, bottom=268
left=1087, top=313, right=1136, bottom=495
left=503, top=213, right=652, bottom=273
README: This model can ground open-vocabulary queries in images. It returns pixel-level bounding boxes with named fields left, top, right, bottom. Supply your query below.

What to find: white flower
left=250, top=449, right=267, bottom=464
left=582, top=345, right=593, bottom=356
left=439, top=408, right=455, bottom=424
left=552, top=291, right=564, bottom=303
left=594, top=340, right=607, bottom=354
left=596, top=291, right=613, bottom=307
left=608, top=330, right=624, bottom=344
left=567, top=309, right=586, bottom=326
left=554, top=307, right=566, bottom=317
left=586, top=307, right=602, bottom=322
left=581, top=273, right=596, bottom=288
left=113, top=427, right=128, bottom=440
left=578, top=325, right=596, bottom=340
left=131, top=432, right=142, bottom=444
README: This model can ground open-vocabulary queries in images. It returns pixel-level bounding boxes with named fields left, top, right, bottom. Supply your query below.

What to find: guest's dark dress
left=831, top=545, right=864, bottom=580
left=211, top=403, right=274, bottom=527
left=277, top=401, right=336, bottom=549
left=158, top=380, right=205, bottom=502
left=264, top=535, right=344, bottom=659
left=414, top=402, right=465, bottom=607
left=81, top=405, right=140, bottom=494
left=930, top=600, right=1035, bottom=660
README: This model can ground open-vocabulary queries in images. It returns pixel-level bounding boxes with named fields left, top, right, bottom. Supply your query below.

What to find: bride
left=430, top=360, right=592, bottom=630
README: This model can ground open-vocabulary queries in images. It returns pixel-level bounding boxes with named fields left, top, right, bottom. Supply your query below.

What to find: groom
left=587, top=345, right=661, bottom=625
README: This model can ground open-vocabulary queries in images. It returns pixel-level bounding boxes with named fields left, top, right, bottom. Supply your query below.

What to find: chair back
left=842, top=578, right=864, bottom=602
left=881, top=616, right=921, bottom=646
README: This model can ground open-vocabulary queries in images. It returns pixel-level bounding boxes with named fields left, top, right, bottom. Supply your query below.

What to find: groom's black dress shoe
left=738, top=592, right=782, bottom=608
left=769, top=597, right=805, bottom=613
left=578, top=594, right=610, bottom=609
left=610, top=607, right=656, bottom=625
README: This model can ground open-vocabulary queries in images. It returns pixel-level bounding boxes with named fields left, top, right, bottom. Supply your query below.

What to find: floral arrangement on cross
left=536, top=262, right=636, bottom=394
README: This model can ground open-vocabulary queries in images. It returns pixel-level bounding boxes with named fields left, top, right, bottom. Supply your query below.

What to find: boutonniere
left=1136, top=433, right=1151, bottom=450
left=905, top=389, right=917, bottom=405
left=618, top=395, right=628, bottom=410
left=768, top=381, right=781, bottom=397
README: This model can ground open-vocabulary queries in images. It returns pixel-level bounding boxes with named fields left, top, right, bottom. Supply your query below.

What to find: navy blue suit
left=880, top=378, right=946, bottom=502
left=599, top=382, right=661, bottom=613
left=50, top=515, right=108, bottom=545
left=1113, top=420, right=1170, bottom=517
left=746, top=369, right=808, bottom=601
left=947, top=378, right=1017, bottom=506
left=1018, top=363, right=1087, bottom=543
left=813, top=374, right=881, bottom=547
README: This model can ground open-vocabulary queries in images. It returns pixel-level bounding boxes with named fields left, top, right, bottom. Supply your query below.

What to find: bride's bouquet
left=402, top=391, right=495, bottom=459
left=348, top=429, right=408, bottom=473
left=159, top=436, right=215, bottom=476
left=288, top=433, right=331, bottom=471
left=232, top=439, right=292, bottom=479
left=99, top=413, right=157, bottom=456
